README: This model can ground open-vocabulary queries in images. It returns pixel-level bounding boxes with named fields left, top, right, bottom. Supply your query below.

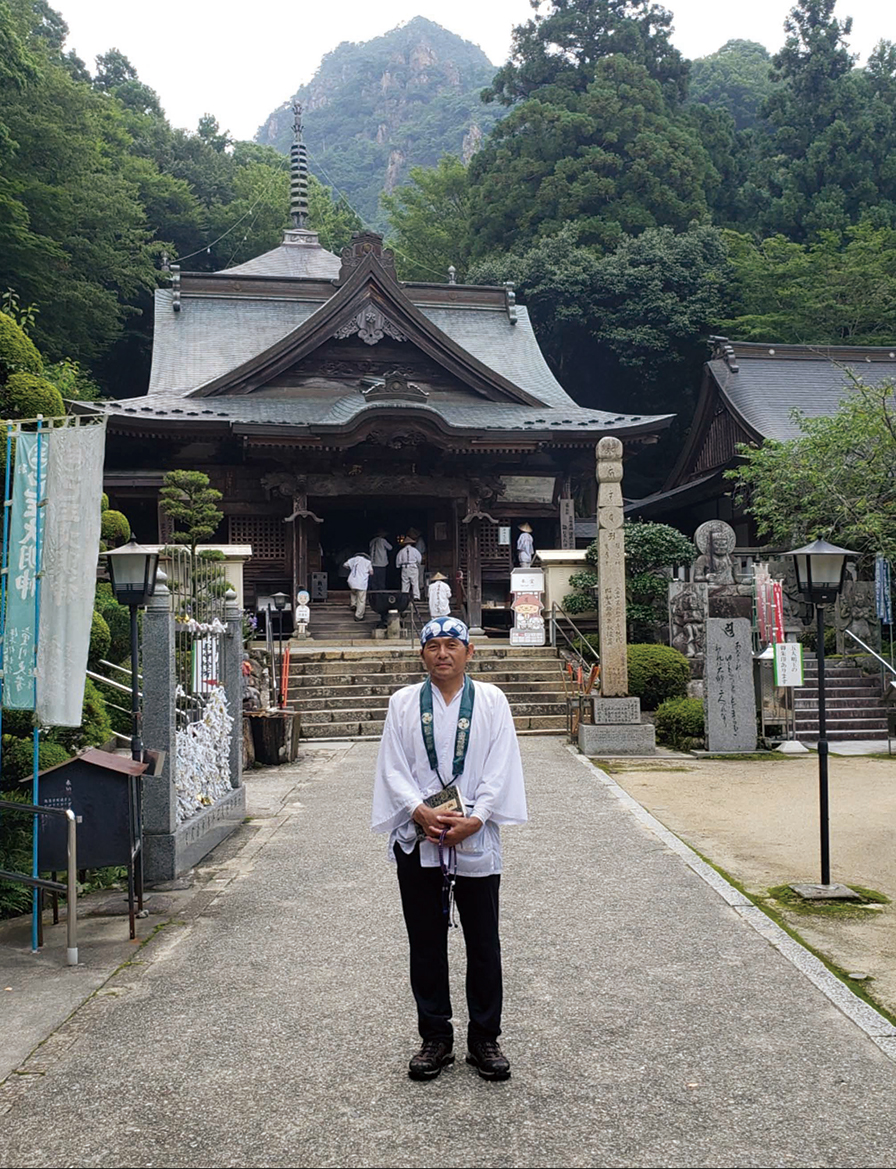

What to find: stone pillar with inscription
left=578, top=438, right=655, bottom=755
left=704, top=617, right=757, bottom=752
left=596, top=437, right=628, bottom=697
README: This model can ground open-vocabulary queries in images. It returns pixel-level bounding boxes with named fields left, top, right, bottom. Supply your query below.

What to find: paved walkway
left=3, top=738, right=896, bottom=1167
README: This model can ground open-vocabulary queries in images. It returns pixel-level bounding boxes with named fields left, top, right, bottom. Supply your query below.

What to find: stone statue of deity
left=693, top=520, right=737, bottom=585
left=669, top=583, right=707, bottom=659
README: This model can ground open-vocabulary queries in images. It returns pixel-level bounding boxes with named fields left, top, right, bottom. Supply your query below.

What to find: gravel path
left=2, top=738, right=896, bottom=1168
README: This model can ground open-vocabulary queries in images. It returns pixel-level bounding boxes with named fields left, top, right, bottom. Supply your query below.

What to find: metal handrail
left=86, top=669, right=141, bottom=698
left=0, top=801, right=77, bottom=965
left=549, top=602, right=600, bottom=670
left=844, top=629, right=896, bottom=688
left=99, top=659, right=143, bottom=682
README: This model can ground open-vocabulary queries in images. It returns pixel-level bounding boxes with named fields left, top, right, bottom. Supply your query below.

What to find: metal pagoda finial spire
left=290, top=101, right=309, bottom=230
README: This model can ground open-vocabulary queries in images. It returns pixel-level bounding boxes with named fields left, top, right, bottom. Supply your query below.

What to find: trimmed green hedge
left=655, top=697, right=704, bottom=750
left=0, top=312, right=42, bottom=381
left=0, top=372, right=64, bottom=419
left=627, top=644, right=690, bottom=710
left=100, top=509, right=130, bottom=548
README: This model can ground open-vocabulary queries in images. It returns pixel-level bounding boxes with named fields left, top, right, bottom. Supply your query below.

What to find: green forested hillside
left=255, top=17, right=502, bottom=227
left=4, top=0, right=896, bottom=490
left=383, top=0, right=896, bottom=491
left=0, top=0, right=359, bottom=397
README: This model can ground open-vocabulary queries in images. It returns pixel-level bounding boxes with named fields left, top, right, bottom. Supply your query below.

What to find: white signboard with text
left=774, top=642, right=804, bottom=687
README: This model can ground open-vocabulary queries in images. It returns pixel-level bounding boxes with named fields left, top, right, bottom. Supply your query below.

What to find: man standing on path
left=369, top=528, right=393, bottom=591
left=397, top=536, right=422, bottom=600
left=343, top=550, right=373, bottom=620
left=372, top=616, right=528, bottom=1082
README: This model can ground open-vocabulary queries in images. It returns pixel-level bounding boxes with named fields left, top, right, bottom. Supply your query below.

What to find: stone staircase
left=794, top=655, right=889, bottom=741
left=284, top=644, right=569, bottom=739
left=303, top=595, right=428, bottom=643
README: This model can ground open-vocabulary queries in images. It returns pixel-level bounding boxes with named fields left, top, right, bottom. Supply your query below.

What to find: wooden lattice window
left=228, top=516, right=287, bottom=560
left=458, top=522, right=511, bottom=575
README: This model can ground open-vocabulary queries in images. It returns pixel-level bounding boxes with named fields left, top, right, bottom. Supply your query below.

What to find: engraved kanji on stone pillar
left=596, top=437, right=628, bottom=697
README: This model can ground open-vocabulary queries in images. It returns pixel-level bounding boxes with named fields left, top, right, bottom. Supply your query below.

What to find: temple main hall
left=98, top=111, right=672, bottom=632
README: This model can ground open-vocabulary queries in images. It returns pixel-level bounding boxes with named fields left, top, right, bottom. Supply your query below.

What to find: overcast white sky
left=52, top=0, right=895, bottom=141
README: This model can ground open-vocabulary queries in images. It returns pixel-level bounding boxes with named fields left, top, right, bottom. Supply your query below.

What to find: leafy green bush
left=103, top=604, right=131, bottom=664
left=41, top=358, right=101, bottom=402
left=49, top=679, right=114, bottom=753
left=95, top=582, right=132, bottom=663
left=0, top=372, right=64, bottom=419
left=88, top=610, right=111, bottom=669
left=799, top=625, right=837, bottom=655
left=0, top=312, right=42, bottom=382
left=1, top=707, right=35, bottom=739
left=655, top=697, right=704, bottom=749
left=100, top=509, right=130, bottom=548
left=0, top=789, right=33, bottom=917
left=573, top=633, right=600, bottom=657
left=2, top=739, right=72, bottom=784
left=563, top=569, right=598, bottom=612
left=627, top=644, right=691, bottom=710
left=565, top=521, right=696, bottom=640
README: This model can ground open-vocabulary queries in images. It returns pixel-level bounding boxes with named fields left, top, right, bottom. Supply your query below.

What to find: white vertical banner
left=36, top=421, right=107, bottom=727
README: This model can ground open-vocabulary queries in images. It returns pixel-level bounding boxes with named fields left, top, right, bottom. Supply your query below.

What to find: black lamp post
left=787, top=538, right=856, bottom=886
left=104, top=537, right=159, bottom=761
left=271, top=591, right=288, bottom=709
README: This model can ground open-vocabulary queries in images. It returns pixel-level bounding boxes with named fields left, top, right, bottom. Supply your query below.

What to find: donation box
left=38, top=748, right=146, bottom=870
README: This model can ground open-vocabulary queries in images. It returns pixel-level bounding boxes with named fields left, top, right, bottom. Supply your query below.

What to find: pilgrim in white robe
left=517, top=531, right=534, bottom=566
left=427, top=579, right=451, bottom=619
left=372, top=678, right=527, bottom=877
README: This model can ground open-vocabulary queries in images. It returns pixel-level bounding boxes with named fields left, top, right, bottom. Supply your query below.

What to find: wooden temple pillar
left=466, top=518, right=483, bottom=634
left=287, top=493, right=322, bottom=604
left=463, top=494, right=496, bottom=636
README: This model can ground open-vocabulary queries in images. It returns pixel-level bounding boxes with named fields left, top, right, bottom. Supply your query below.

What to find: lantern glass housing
left=788, top=539, right=856, bottom=606
left=105, top=537, right=159, bottom=607
left=271, top=591, right=289, bottom=612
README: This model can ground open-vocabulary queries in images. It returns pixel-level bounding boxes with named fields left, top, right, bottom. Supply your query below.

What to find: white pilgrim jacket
left=372, top=677, right=528, bottom=876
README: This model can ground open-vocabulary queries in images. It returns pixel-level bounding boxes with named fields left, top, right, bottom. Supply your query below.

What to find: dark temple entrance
left=312, top=498, right=450, bottom=593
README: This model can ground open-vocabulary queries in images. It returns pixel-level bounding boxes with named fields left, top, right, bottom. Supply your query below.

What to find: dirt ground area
left=599, top=752, right=896, bottom=1018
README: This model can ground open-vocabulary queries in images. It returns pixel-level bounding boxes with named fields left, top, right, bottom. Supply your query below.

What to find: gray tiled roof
left=221, top=234, right=341, bottom=280
left=148, top=291, right=323, bottom=396
left=709, top=348, right=896, bottom=441
left=111, top=390, right=668, bottom=436
left=149, top=287, right=587, bottom=414
left=141, top=274, right=672, bottom=437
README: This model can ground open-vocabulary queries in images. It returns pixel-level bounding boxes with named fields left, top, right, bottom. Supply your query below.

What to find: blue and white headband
left=420, top=616, right=469, bottom=646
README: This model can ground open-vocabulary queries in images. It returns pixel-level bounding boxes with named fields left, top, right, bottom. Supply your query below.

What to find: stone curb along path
left=568, top=746, right=896, bottom=1062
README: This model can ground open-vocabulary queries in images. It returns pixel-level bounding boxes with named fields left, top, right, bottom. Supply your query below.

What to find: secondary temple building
left=628, top=336, right=896, bottom=541
left=97, top=108, right=672, bottom=630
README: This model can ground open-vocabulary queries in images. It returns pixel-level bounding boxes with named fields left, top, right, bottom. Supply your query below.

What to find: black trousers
left=394, top=842, right=502, bottom=1046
